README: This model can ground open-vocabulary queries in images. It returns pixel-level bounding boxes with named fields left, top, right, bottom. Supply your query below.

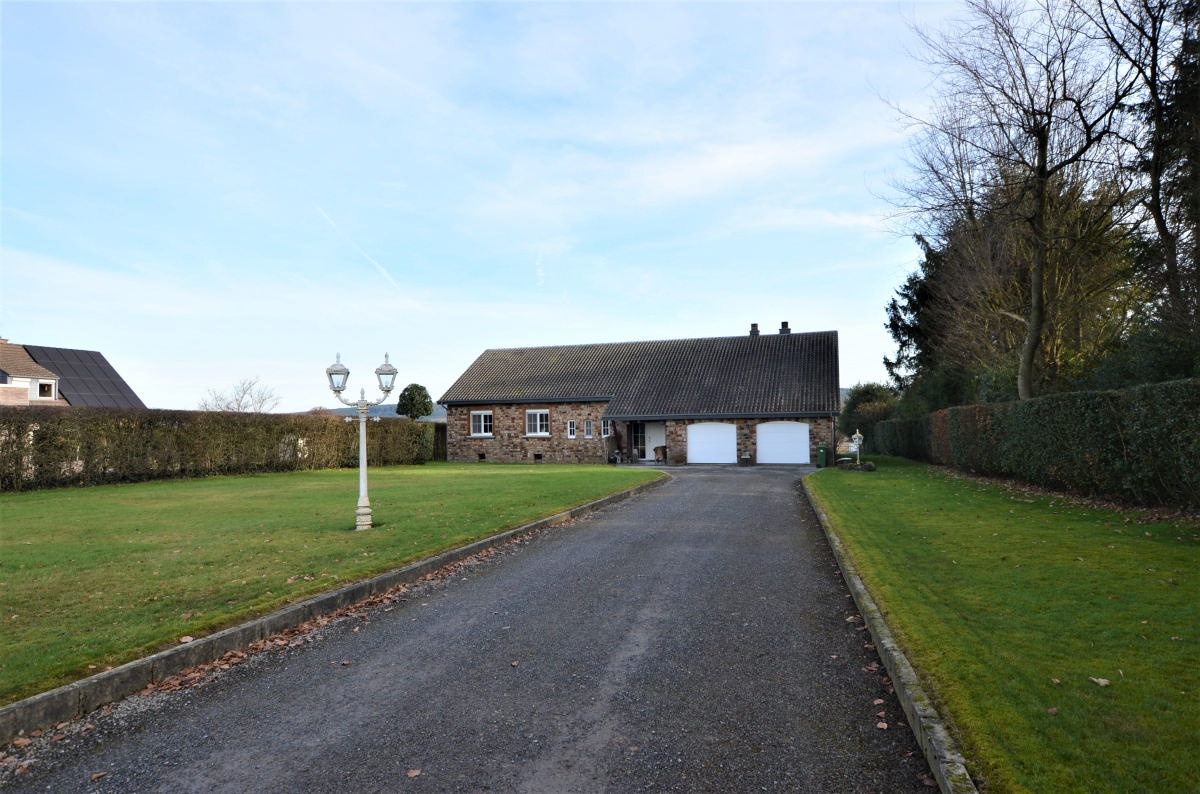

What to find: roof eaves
left=603, top=409, right=839, bottom=421
left=441, top=395, right=613, bottom=407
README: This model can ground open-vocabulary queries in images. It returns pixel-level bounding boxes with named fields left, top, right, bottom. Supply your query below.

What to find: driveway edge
left=0, top=474, right=669, bottom=746
left=801, top=478, right=978, bottom=794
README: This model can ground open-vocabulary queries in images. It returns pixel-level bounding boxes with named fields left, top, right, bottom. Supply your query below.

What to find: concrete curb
left=0, top=474, right=669, bottom=746
left=802, top=478, right=979, bottom=794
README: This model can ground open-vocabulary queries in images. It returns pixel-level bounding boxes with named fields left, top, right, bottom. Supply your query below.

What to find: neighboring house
left=439, top=323, right=840, bottom=465
left=0, top=338, right=146, bottom=409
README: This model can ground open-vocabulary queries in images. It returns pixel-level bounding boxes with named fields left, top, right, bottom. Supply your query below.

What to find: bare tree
left=198, top=377, right=282, bottom=413
left=899, top=0, right=1136, bottom=398
left=1079, top=0, right=1198, bottom=337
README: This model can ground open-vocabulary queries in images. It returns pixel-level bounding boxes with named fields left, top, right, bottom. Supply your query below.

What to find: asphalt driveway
left=7, top=466, right=932, bottom=793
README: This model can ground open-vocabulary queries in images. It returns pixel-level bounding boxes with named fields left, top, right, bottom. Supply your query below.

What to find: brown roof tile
left=0, top=341, right=59, bottom=380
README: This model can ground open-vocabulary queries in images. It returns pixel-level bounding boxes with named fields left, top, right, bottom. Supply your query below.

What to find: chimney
left=749, top=323, right=760, bottom=336
left=779, top=321, right=791, bottom=334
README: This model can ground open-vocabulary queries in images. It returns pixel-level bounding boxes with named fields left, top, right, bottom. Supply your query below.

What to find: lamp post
left=325, top=353, right=398, bottom=530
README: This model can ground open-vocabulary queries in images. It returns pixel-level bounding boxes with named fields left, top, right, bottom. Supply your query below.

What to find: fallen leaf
left=1051, top=678, right=1061, bottom=685
left=179, top=636, right=194, bottom=644
left=511, top=660, right=520, bottom=667
left=91, top=772, right=109, bottom=781
left=407, top=769, right=422, bottom=778
left=876, top=721, right=888, bottom=730
left=11, top=738, right=31, bottom=749
left=1046, top=707, right=1058, bottom=715
left=873, top=698, right=885, bottom=705
left=1089, top=677, right=1110, bottom=687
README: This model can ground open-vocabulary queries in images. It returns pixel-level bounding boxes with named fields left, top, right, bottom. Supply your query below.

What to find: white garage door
left=687, top=422, right=737, bottom=464
left=756, top=421, right=811, bottom=464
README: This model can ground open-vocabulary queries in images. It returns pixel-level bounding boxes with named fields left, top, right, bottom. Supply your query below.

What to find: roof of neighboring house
left=439, top=330, right=840, bottom=419
left=22, top=345, right=147, bottom=409
left=0, top=339, right=60, bottom=381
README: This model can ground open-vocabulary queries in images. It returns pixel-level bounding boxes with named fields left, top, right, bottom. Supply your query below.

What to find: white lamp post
left=325, top=353, right=398, bottom=530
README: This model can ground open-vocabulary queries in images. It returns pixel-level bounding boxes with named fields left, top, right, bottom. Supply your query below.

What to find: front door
left=629, top=421, right=646, bottom=461
left=645, top=422, right=667, bottom=461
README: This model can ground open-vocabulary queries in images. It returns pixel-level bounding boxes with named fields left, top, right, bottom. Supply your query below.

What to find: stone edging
left=0, top=475, right=669, bottom=746
left=801, top=478, right=979, bottom=794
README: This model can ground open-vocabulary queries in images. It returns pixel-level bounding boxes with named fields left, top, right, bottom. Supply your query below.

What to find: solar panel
left=22, top=346, right=147, bottom=409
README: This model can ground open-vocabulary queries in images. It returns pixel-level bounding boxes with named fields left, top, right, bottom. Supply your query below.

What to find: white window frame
left=584, top=419, right=594, bottom=439
left=567, top=420, right=577, bottom=439
left=526, top=409, right=550, bottom=436
left=470, top=411, right=493, bottom=437
left=602, top=419, right=612, bottom=438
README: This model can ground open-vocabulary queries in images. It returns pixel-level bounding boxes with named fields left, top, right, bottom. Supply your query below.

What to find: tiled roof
left=23, top=346, right=147, bottom=409
left=439, top=330, right=840, bottom=418
left=0, top=340, right=59, bottom=380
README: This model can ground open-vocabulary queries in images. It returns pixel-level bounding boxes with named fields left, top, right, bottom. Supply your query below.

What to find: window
left=526, top=409, right=550, bottom=436
left=38, top=383, right=53, bottom=399
left=584, top=419, right=594, bottom=438
left=567, top=420, right=577, bottom=439
left=470, top=411, right=493, bottom=436
left=602, top=419, right=612, bottom=438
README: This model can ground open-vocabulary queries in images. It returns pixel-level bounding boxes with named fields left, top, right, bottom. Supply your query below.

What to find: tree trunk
left=1018, top=129, right=1050, bottom=401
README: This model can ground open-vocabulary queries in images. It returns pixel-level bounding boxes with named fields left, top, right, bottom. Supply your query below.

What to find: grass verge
left=807, top=457, right=1199, bottom=793
left=0, top=463, right=662, bottom=706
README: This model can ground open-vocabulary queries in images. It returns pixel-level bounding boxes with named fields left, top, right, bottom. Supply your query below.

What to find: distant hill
left=326, top=402, right=447, bottom=421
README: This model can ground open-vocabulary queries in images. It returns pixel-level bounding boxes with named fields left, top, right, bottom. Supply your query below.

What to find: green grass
left=807, top=457, right=1199, bottom=793
left=0, top=463, right=662, bottom=706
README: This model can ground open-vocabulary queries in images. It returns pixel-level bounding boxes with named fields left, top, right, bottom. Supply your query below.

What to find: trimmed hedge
left=0, top=408, right=435, bottom=492
left=873, top=378, right=1200, bottom=507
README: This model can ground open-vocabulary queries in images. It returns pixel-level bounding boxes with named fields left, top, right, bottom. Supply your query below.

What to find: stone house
left=439, top=324, right=840, bottom=465
left=0, top=338, right=145, bottom=408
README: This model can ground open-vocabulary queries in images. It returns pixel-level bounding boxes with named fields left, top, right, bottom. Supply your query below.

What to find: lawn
left=0, top=463, right=662, bottom=707
left=807, top=457, right=1199, bottom=793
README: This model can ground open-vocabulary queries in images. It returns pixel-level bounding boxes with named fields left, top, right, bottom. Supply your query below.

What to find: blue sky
left=2, top=1, right=955, bottom=413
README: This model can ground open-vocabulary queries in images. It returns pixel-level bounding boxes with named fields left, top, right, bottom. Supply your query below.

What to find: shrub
left=873, top=378, right=1200, bottom=507
left=0, top=408, right=434, bottom=492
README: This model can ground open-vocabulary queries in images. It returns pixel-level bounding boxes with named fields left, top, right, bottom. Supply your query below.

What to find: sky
left=1, top=1, right=957, bottom=414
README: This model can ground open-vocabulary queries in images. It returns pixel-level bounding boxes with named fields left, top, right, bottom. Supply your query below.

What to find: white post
left=355, top=397, right=371, bottom=530
left=325, top=355, right=396, bottom=531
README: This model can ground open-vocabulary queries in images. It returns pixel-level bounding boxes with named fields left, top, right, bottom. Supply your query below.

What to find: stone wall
left=446, top=402, right=615, bottom=463
left=449, top=407, right=836, bottom=466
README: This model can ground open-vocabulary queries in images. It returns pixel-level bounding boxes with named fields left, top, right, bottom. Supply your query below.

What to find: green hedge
left=873, top=378, right=1200, bottom=507
left=0, top=408, right=434, bottom=492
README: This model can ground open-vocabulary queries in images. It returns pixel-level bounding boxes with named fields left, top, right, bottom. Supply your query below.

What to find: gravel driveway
left=6, top=466, right=932, bottom=793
